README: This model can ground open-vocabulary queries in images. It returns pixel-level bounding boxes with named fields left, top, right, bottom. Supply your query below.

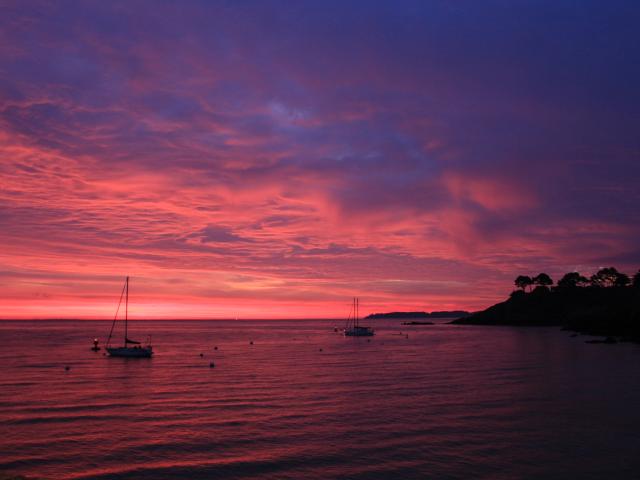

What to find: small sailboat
left=106, top=276, right=153, bottom=358
left=344, top=297, right=374, bottom=337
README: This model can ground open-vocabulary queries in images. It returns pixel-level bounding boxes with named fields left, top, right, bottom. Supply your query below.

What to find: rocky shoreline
left=452, top=282, right=640, bottom=343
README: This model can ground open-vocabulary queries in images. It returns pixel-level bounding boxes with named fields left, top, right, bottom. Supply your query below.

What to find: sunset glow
left=1, top=2, right=639, bottom=318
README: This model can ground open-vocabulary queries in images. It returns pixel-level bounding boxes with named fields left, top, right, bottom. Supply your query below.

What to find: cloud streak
left=0, top=1, right=639, bottom=318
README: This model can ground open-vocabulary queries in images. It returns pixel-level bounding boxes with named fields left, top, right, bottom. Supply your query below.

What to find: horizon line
left=0, top=317, right=350, bottom=321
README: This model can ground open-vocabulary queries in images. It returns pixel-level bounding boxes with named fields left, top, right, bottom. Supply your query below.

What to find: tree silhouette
left=515, top=275, right=533, bottom=292
left=557, top=272, right=589, bottom=288
left=590, top=273, right=604, bottom=287
left=514, top=268, right=634, bottom=292
left=533, top=273, right=553, bottom=288
left=614, top=272, right=630, bottom=287
left=591, top=267, right=626, bottom=287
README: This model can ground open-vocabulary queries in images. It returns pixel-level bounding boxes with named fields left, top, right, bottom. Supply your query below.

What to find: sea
left=1, top=319, right=639, bottom=479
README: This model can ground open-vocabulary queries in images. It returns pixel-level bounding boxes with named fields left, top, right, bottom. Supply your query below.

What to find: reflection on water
left=1, top=320, right=639, bottom=479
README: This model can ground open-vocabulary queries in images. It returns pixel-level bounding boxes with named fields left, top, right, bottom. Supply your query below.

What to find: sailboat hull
left=343, top=298, right=374, bottom=336
left=107, top=347, right=153, bottom=358
left=105, top=277, right=154, bottom=358
left=344, top=326, right=375, bottom=336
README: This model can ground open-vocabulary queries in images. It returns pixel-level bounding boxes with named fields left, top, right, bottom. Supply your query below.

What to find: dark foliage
left=533, top=273, right=553, bottom=287
left=590, top=267, right=628, bottom=288
left=458, top=267, right=640, bottom=341
left=514, top=275, right=533, bottom=291
left=558, top=272, right=589, bottom=289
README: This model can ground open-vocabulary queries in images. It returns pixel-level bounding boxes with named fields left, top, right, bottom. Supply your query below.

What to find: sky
left=1, top=1, right=639, bottom=319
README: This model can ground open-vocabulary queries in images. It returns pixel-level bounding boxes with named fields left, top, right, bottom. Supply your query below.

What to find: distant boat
left=344, top=298, right=374, bottom=337
left=106, top=276, right=153, bottom=358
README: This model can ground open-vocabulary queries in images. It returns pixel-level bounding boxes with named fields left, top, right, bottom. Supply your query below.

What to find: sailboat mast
left=355, top=297, right=358, bottom=328
left=124, top=276, right=129, bottom=347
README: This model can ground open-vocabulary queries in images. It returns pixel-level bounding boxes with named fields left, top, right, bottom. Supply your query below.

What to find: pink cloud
left=1, top=2, right=638, bottom=318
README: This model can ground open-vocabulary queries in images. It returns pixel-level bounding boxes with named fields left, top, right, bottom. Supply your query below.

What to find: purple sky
left=1, top=1, right=639, bottom=318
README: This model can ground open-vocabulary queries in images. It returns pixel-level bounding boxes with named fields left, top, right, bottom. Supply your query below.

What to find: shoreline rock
left=452, top=286, right=640, bottom=342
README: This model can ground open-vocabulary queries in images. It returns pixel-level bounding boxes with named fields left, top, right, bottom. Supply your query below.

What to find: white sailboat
left=106, top=276, right=153, bottom=358
left=344, top=297, right=374, bottom=336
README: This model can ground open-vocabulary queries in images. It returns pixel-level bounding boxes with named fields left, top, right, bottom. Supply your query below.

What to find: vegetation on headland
left=453, top=267, right=640, bottom=341
left=366, top=311, right=470, bottom=320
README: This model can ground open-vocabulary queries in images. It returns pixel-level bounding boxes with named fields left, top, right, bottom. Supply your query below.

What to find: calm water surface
left=1, top=320, right=639, bottom=479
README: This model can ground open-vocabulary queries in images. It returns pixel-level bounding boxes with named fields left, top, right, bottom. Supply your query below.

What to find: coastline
left=452, top=286, right=640, bottom=342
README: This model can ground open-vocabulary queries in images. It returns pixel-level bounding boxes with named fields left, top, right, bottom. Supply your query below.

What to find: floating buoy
left=319, top=348, right=323, bottom=352
left=214, top=346, right=218, bottom=350
left=65, top=366, right=70, bottom=371
left=200, top=353, right=204, bottom=357
left=209, top=362, right=215, bottom=368
left=406, top=334, right=409, bottom=339
left=367, top=339, right=371, bottom=342
left=249, top=341, right=253, bottom=345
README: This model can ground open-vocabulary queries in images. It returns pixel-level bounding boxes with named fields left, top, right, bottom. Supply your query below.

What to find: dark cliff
left=453, top=286, right=640, bottom=340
